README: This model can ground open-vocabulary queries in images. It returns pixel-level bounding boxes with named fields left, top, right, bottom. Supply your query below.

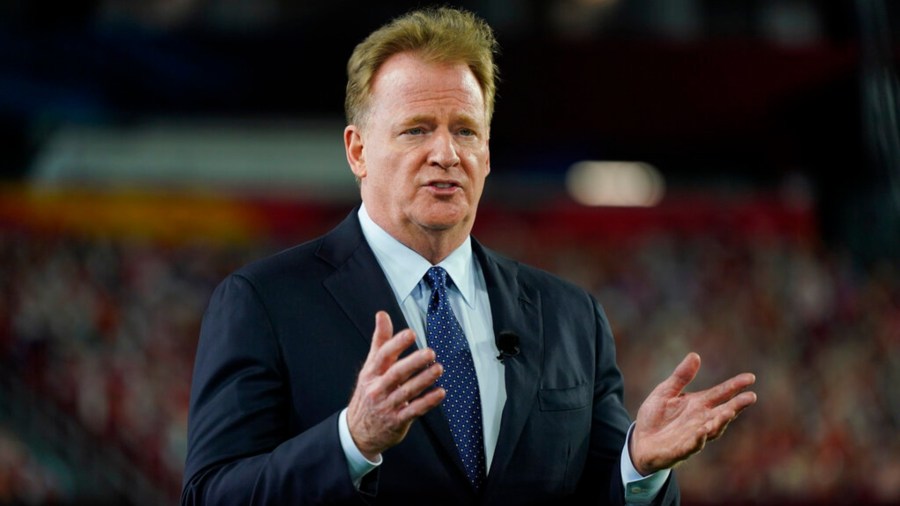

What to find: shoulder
left=236, top=237, right=325, bottom=285
left=230, top=210, right=365, bottom=294
left=476, top=240, right=597, bottom=308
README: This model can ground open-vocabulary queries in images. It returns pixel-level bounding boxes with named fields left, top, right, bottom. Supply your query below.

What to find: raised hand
left=346, top=311, right=446, bottom=460
left=630, top=352, right=757, bottom=476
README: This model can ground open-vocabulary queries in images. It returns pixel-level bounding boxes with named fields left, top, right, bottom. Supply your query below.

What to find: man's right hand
left=346, top=311, right=445, bottom=460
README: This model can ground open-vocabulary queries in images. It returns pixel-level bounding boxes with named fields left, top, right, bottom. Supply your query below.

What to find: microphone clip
left=496, top=331, right=520, bottom=362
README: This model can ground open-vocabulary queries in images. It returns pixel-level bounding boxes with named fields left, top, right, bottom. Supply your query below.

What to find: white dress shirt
left=338, top=204, right=669, bottom=503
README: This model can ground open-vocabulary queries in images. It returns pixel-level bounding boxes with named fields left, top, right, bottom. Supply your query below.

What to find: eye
left=403, top=126, right=427, bottom=135
left=457, top=128, right=476, bottom=137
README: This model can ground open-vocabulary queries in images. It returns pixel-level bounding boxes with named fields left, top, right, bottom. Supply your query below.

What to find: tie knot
left=425, top=266, right=449, bottom=290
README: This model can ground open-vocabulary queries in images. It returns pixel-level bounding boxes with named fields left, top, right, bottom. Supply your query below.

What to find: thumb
left=370, top=311, right=394, bottom=353
left=659, top=352, right=701, bottom=397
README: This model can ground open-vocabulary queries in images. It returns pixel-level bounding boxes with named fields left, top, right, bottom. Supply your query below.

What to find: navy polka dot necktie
left=424, top=266, right=486, bottom=489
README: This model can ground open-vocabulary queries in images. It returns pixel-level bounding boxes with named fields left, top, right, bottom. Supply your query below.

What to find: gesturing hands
left=347, top=314, right=756, bottom=474
left=630, top=352, right=757, bottom=476
left=346, top=311, right=445, bottom=461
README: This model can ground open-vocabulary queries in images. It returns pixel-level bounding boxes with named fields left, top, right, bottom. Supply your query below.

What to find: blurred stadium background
left=1, top=0, right=899, bottom=504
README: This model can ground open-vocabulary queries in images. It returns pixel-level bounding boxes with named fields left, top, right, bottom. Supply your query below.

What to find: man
left=182, top=7, right=757, bottom=505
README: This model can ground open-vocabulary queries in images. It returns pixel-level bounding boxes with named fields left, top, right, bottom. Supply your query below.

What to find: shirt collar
left=357, top=204, right=476, bottom=308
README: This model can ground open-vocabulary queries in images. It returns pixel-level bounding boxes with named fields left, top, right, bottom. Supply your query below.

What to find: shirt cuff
left=338, top=407, right=382, bottom=489
left=621, top=423, right=671, bottom=504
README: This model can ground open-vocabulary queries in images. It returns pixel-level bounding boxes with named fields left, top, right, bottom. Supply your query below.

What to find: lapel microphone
left=496, top=331, right=520, bottom=362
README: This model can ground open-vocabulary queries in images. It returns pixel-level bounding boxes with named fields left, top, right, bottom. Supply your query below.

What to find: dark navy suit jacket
left=181, top=210, right=680, bottom=505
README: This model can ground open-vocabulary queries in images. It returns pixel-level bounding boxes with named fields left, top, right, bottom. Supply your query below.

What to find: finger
left=368, top=328, right=417, bottom=376
left=361, top=311, right=411, bottom=378
left=386, top=361, right=443, bottom=407
left=725, top=390, right=758, bottom=415
left=357, top=313, right=388, bottom=379
left=388, top=346, right=438, bottom=383
left=702, top=372, right=757, bottom=407
left=377, top=347, right=438, bottom=398
left=398, top=386, right=445, bottom=419
left=705, top=391, right=757, bottom=440
left=367, top=311, right=394, bottom=357
left=657, top=352, right=701, bottom=397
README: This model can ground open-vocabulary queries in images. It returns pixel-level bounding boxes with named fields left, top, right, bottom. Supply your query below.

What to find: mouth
left=426, top=180, right=461, bottom=191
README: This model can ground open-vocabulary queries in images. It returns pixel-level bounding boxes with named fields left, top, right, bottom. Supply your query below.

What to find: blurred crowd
left=0, top=207, right=898, bottom=505
left=0, top=229, right=267, bottom=503
left=543, top=234, right=900, bottom=504
left=0, top=424, right=64, bottom=505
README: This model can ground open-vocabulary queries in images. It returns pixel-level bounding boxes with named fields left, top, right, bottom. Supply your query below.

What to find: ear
left=344, top=125, right=366, bottom=180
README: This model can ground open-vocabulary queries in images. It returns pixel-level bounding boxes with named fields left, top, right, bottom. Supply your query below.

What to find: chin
left=416, top=211, right=469, bottom=232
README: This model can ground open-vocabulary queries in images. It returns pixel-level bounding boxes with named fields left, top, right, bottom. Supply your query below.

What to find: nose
left=427, top=130, right=460, bottom=169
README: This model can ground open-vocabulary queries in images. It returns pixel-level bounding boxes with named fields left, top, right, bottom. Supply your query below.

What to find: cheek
left=468, top=154, right=491, bottom=183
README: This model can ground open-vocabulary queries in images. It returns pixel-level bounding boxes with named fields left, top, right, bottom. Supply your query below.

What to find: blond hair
left=345, top=7, right=499, bottom=127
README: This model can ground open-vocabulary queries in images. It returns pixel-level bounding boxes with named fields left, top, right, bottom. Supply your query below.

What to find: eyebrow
left=400, top=113, right=482, bottom=129
left=401, top=115, right=436, bottom=127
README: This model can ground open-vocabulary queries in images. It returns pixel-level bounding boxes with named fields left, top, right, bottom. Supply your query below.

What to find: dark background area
left=1, top=0, right=898, bottom=261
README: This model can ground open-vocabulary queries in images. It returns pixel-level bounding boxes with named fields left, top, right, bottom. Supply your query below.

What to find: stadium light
left=565, top=160, right=665, bottom=207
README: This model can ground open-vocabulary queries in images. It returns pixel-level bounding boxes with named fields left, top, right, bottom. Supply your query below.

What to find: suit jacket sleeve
left=580, top=298, right=680, bottom=506
left=181, top=273, right=363, bottom=505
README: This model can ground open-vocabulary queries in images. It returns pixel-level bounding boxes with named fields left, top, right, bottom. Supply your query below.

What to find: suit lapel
left=473, top=242, right=543, bottom=496
left=319, top=212, right=408, bottom=346
left=318, top=210, right=470, bottom=486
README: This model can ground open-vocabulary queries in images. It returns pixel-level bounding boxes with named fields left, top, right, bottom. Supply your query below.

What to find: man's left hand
left=630, top=352, right=757, bottom=476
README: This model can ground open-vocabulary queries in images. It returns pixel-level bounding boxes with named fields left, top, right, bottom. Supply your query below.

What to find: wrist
left=628, top=428, right=655, bottom=476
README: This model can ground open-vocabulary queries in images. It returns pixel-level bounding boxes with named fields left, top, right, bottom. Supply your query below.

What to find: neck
left=360, top=199, right=478, bottom=264
left=401, top=229, right=467, bottom=265
left=365, top=210, right=472, bottom=265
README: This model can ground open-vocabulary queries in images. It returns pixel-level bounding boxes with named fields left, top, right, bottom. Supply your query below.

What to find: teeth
left=434, top=183, right=452, bottom=188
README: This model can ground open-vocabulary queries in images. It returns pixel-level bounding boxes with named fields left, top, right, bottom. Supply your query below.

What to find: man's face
left=344, top=52, right=491, bottom=253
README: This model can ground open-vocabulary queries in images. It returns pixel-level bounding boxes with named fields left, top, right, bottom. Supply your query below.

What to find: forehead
left=368, top=53, right=486, bottom=121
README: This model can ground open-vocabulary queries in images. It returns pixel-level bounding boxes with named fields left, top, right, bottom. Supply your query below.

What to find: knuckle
left=395, top=383, right=411, bottom=401
left=381, top=367, right=401, bottom=385
left=363, top=387, right=381, bottom=404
